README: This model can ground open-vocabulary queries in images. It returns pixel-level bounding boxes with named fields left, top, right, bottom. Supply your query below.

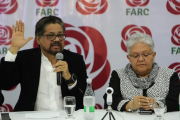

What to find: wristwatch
left=65, top=73, right=77, bottom=85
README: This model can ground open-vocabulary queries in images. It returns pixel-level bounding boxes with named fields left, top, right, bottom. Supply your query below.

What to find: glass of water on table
left=153, top=98, right=166, bottom=120
left=64, top=96, right=76, bottom=119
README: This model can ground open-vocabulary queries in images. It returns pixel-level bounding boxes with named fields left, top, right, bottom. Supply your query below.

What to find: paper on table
left=25, top=112, right=60, bottom=119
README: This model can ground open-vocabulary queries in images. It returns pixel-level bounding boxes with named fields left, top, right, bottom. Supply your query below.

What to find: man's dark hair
left=35, top=15, right=65, bottom=36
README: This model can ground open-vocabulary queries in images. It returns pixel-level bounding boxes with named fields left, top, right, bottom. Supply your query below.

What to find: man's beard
left=41, top=41, right=63, bottom=56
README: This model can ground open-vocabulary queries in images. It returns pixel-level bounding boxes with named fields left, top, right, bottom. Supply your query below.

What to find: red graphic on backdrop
left=0, top=0, right=18, bottom=14
left=121, top=25, right=152, bottom=52
left=34, top=38, right=38, bottom=48
left=95, top=104, right=103, bottom=109
left=36, top=0, right=59, bottom=7
left=167, top=0, right=180, bottom=15
left=126, top=0, right=149, bottom=7
left=64, top=23, right=111, bottom=90
left=169, top=62, right=180, bottom=79
left=0, top=25, right=12, bottom=46
left=76, top=0, right=108, bottom=15
left=34, top=23, right=111, bottom=90
left=171, top=25, right=180, bottom=46
left=0, top=104, right=13, bottom=112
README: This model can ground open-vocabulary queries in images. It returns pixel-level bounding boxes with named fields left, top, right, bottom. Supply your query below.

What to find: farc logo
left=121, top=25, right=152, bottom=52
left=36, top=0, right=59, bottom=16
left=171, top=25, right=180, bottom=55
left=171, top=25, right=180, bottom=46
left=0, top=25, right=12, bottom=46
left=64, top=23, right=111, bottom=90
left=167, top=0, right=180, bottom=15
left=126, top=0, right=149, bottom=15
left=36, top=0, right=59, bottom=7
left=76, top=0, right=108, bottom=15
left=0, top=0, right=18, bottom=14
left=126, top=0, right=149, bottom=7
left=0, top=104, right=13, bottom=112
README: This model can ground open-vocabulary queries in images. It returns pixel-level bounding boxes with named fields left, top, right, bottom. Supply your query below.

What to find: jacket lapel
left=31, top=48, right=41, bottom=102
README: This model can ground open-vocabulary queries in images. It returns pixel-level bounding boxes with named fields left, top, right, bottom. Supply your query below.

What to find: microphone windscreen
left=56, top=53, right=64, bottom=60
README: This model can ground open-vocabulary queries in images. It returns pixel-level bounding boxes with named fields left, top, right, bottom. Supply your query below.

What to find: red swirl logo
left=0, top=25, right=12, bottom=46
left=76, top=0, right=108, bottom=15
left=95, top=104, right=103, bottom=109
left=171, top=25, right=180, bottom=46
left=64, top=23, right=110, bottom=90
left=126, top=0, right=149, bottom=7
left=167, top=0, right=180, bottom=15
left=0, top=104, right=13, bottom=112
left=36, top=0, right=59, bottom=7
left=121, top=25, right=152, bottom=52
left=169, top=62, right=180, bottom=80
left=33, top=24, right=111, bottom=90
left=0, top=0, right=18, bottom=14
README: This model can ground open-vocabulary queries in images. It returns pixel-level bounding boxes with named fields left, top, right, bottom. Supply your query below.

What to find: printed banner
left=0, top=0, right=180, bottom=111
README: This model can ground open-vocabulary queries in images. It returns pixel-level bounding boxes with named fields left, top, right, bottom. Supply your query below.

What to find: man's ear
left=36, top=36, right=40, bottom=45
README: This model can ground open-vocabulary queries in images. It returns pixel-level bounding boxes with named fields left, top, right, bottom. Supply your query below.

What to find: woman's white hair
left=126, top=32, right=154, bottom=54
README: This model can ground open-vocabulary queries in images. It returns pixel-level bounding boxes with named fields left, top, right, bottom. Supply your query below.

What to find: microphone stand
left=101, top=106, right=116, bottom=120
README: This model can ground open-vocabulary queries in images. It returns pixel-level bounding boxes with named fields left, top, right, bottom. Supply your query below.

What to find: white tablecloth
left=1, top=109, right=180, bottom=120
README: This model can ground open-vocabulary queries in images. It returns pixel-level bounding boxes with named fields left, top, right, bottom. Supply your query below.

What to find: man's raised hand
left=9, top=20, right=33, bottom=54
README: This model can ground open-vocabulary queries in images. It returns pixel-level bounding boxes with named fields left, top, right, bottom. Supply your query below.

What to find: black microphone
left=56, top=53, right=64, bottom=86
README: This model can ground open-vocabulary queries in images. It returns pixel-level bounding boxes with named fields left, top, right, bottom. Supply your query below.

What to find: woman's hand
left=131, top=96, right=155, bottom=110
left=144, top=97, right=155, bottom=110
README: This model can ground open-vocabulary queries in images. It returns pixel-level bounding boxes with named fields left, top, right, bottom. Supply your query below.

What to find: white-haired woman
left=104, top=32, right=180, bottom=112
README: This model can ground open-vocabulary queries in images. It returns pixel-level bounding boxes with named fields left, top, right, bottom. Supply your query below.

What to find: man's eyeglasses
left=128, top=52, right=154, bottom=59
left=40, top=34, right=66, bottom=41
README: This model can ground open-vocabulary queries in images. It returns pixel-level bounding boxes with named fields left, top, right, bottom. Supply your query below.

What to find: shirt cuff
left=68, top=80, right=77, bottom=90
left=5, top=50, right=17, bottom=62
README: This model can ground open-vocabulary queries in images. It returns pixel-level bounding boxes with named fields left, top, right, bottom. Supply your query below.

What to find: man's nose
left=54, top=36, right=60, bottom=41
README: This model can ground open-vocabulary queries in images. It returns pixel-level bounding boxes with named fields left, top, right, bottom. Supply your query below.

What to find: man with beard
left=0, top=16, right=88, bottom=111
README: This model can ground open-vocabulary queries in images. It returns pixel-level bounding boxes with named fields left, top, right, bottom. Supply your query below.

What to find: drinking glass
left=153, top=98, right=166, bottom=120
left=64, top=96, right=76, bottom=119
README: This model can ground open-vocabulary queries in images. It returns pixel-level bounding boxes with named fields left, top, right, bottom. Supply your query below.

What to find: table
left=1, top=109, right=180, bottom=120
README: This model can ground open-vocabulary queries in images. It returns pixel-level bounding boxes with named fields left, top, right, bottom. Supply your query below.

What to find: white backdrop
left=0, top=0, right=180, bottom=112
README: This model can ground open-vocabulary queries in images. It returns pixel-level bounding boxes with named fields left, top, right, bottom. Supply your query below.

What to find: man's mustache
left=50, top=41, right=61, bottom=47
left=50, top=41, right=63, bottom=52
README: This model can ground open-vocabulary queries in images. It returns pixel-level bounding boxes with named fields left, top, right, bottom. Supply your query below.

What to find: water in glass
left=64, top=96, right=76, bottom=119
left=153, top=98, right=166, bottom=120
left=64, top=105, right=75, bottom=116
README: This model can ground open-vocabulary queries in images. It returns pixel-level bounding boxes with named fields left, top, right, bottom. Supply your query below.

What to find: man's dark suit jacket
left=0, top=48, right=88, bottom=111
left=0, top=90, right=4, bottom=106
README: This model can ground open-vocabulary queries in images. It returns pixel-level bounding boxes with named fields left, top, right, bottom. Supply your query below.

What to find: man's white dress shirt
left=5, top=50, right=77, bottom=111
